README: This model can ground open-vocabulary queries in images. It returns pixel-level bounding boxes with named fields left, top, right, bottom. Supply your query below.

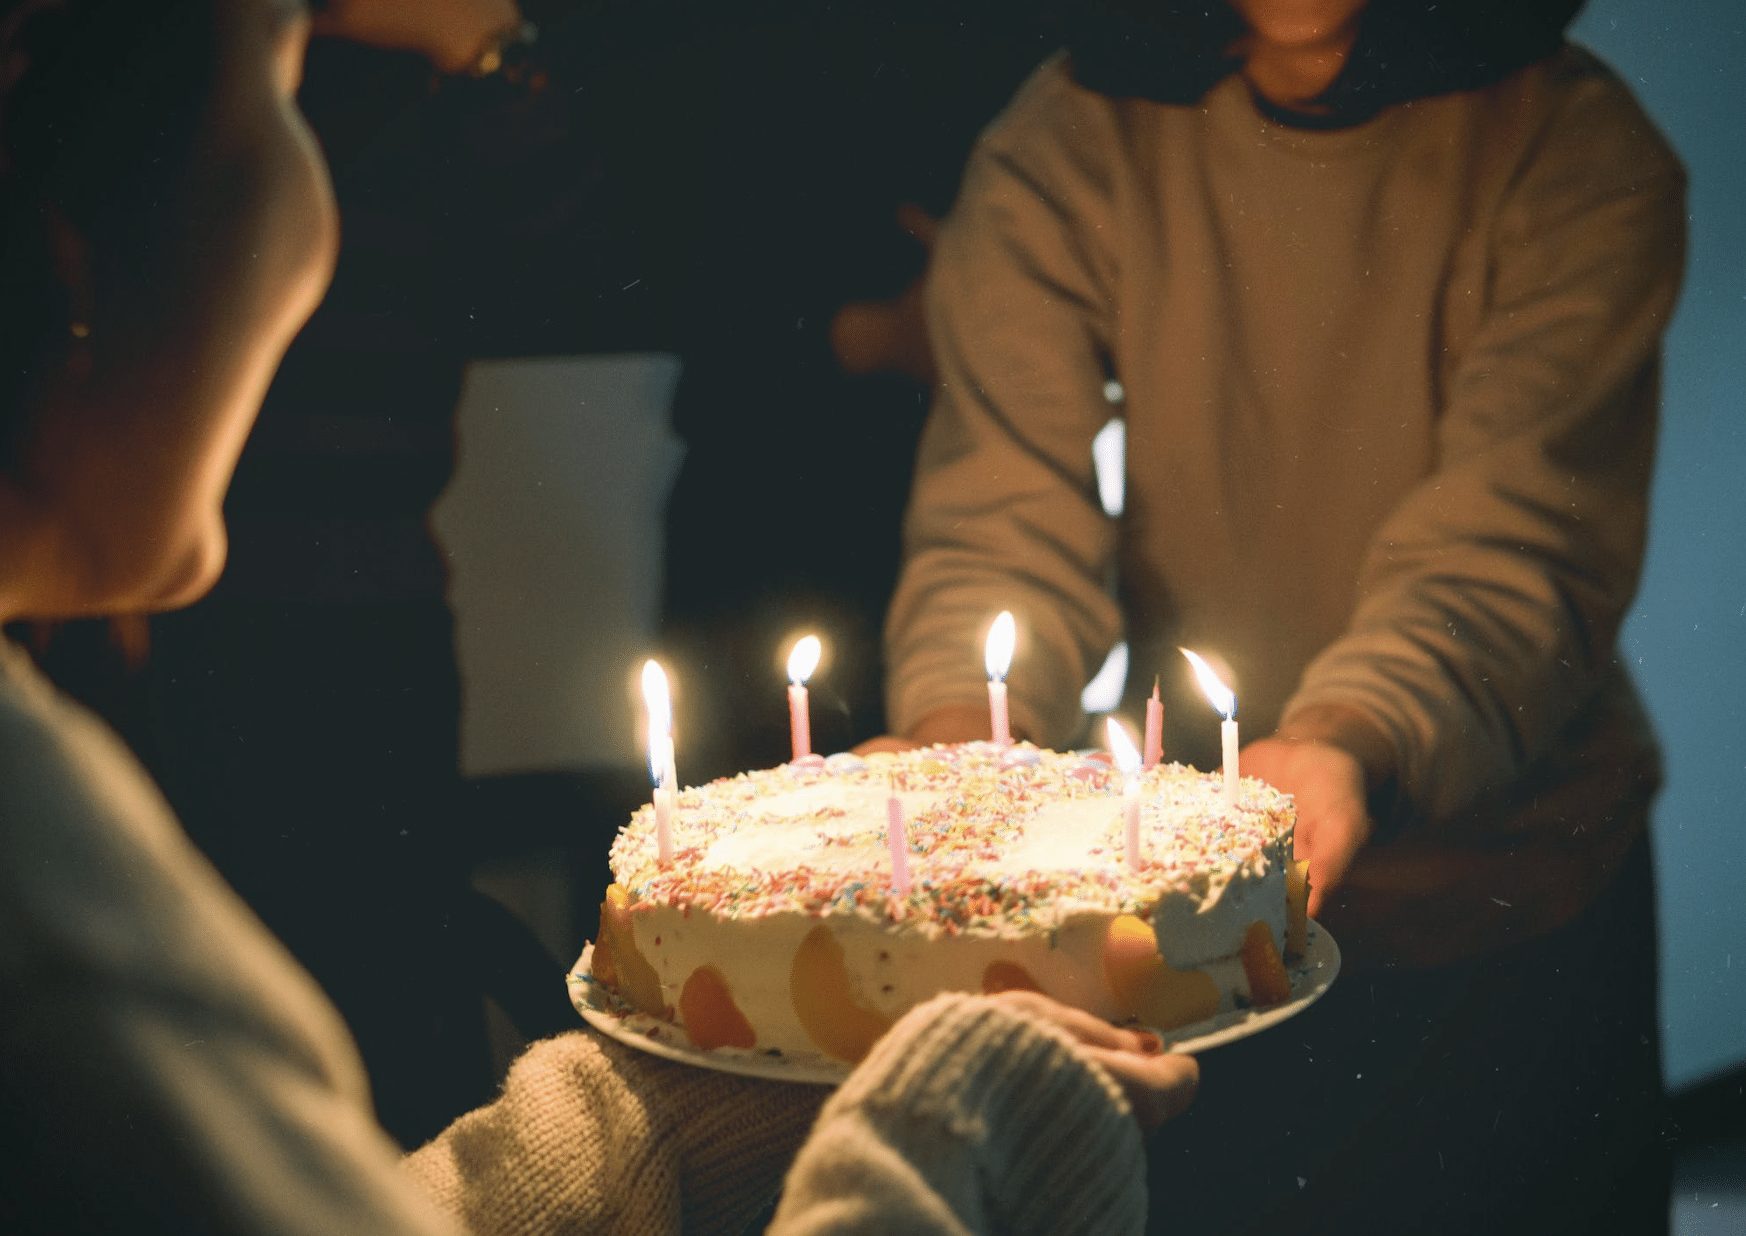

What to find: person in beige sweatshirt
left=878, top=0, right=1684, bottom=1231
left=0, top=2, right=1196, bottom=1233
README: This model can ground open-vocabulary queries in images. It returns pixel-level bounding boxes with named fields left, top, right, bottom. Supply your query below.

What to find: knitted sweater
left=886, top=46, right=1686, bottom=967
left=0, top=639, right=1143, bottom=1234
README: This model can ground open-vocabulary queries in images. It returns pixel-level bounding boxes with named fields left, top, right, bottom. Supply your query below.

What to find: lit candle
left=985, top=610, right=1016, bottom=746
left=1180, top=648, right=1239, bottom=807
left=1106, top=717, right=1143, bottom=871
left=786, top=634, right=821, bottom=761
left=641, top=658, right=677, bottom=863
left=887, top=781, right=911, bottom=895
left=1143, top=676, right=1164, bottom=770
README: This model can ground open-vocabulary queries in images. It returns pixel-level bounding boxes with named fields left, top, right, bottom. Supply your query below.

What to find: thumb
left=896, top=202, right=940, bottom=251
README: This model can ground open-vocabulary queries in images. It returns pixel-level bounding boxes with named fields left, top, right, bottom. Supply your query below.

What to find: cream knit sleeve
left=884, top=59, right=1123, bottom=747
left=402, top=1031, right=827, bottom=1236
left=1283, top=64, right=1687, bottom=826
left=770, top=994, right=1145, bottom=1236
left=404, top=996, right=1144, bottom=1236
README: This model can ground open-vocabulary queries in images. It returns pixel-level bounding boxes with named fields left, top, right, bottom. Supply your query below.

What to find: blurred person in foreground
left=0, top=2, right=1195, bottom=1232
left=870, top=0, right=1684, bottom=1231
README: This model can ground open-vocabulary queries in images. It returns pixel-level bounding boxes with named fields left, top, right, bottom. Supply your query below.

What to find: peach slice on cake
left=1103, top=914, right=1220, bottom=1030
left=791, top=924, right=892, bottom=1062
left=596, top=883, right=668, bottom=1017
left=1285, top=859, right=1311, bottom=959
left=981, top=960, right=1043, bottom=994
left=1241, top=920, right=1294, bottom=1008
left=679, top=964, right=757, bottom=1051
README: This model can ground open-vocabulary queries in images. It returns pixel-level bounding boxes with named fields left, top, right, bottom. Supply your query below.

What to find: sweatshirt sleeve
left=402, top=1031, right=828, bottom=1236
left=884, top=60, right=1123, bottom=747
left=769, top=994, right=1146, bottom=1236
left=1282, top=69, right=1687, bottom=826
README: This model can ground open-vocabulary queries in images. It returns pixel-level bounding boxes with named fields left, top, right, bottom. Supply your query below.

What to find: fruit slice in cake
left=1103, top=914, right=1220, bottom=1029
left=1285, top=859, right=1311, bottom=959
left=982, top=960, right=1043, bottom=994
left=595, top=883, right=668, bottom=1017
left=1241, top=920, right=1293, bottom=1007
left=791, top=923, right=892, bottom=1062
left=679, top=964, right=757, bottom=1050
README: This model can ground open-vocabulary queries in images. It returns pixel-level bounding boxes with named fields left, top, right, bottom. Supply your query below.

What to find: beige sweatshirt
left=0, top=639, right=1143, bottom=1234
left=886, top=47, right=1686, bottom=967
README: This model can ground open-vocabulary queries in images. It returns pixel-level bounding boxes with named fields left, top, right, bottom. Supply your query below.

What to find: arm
left=403, top=1033, right=827, bottom=1236
left=884, top=62, right=1122, bottom=748
left=1272, top=74, right=1686, bottom=853
left=403, top=994, right=1188, bottom=1236
left=770, top=994, right=1168, bottom=1236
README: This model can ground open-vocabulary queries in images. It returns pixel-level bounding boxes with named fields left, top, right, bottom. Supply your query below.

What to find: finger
left=895, top=202, right=940, bottom=249
left=1083, top=1047, right=1200, bottom=1131
left=852, top=735, right=920, bottom=756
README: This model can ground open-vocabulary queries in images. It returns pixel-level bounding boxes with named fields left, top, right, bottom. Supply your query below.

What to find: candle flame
left=985, top=611, right=1016, bottom=681
left=1179, top=647, right=1235, bottom=720
left=1106, top=716, right=1140, bottom=776
left=787, top=634, right=822, bottom=685
left=641, top=658, right=672, bottom=780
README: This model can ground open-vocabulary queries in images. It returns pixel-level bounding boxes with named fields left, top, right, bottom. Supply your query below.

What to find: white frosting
left=602, top=744, right=1297, bottom=1060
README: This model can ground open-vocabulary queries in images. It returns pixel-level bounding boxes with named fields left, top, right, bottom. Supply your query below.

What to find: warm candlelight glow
left=1106, top=715, right=1140, bottom=776
left=985, top=611, right=1017, bottom=746
left=641, top=658, right=676, bottom=862
left=1106, top=716, right=1143, bottom=871
left=641, top=658, right=673, bottom=779
left=785, top=634, right=821, bottom=761
left=985, top=610, right=1016, bottom=681
left=1180, top=647, right=1239, bottom=807
left=787, top=634, right=822, bottom=685
left=1179, top=647, right=1235, bottom=719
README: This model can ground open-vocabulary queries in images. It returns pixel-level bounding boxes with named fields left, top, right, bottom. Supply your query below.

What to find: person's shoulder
left=1498, top=44, right=1685, bottom=187
left=981, top=52, right=1127, bottom=154
left=968, top=51, right=1134, bottom=202
left=0, top=652, right=179, bottom=954
left=0, top=655, right=117, bottom=830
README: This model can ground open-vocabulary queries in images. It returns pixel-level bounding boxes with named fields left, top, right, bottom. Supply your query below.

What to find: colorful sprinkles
left=608, top=741, right=1295, bottom=934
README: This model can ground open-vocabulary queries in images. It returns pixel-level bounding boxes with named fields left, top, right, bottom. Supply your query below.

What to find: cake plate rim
left=565, top=921, right=1340, bottom=1084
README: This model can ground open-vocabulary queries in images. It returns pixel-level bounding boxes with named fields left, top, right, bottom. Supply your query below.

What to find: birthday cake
left=589, top=742, right=1307, bottom=1064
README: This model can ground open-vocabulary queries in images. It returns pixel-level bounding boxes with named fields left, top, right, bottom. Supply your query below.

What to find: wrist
left=1275, top=703, right=1403, bottom=830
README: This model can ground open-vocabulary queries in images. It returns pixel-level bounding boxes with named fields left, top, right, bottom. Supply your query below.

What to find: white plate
left=567, top=921, right=1340, bottom=1085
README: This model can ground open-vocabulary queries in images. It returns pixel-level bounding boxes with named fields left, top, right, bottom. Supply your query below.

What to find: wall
left=1571, top=0, right=1746, bottom=1089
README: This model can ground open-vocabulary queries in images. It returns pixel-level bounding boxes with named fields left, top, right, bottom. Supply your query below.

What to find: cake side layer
left=598, top=743, right=1297, bottom=1061
left=608, top=743, right=1294, bottom=928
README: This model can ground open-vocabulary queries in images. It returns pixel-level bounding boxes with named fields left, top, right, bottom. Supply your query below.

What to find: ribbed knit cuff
left=826, top=993, right=1146, bottom=1236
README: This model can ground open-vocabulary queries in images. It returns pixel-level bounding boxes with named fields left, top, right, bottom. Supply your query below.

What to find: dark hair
left=0, top=0, right=215, bottom=468
left=1067, top=0, right=1584, bottom=119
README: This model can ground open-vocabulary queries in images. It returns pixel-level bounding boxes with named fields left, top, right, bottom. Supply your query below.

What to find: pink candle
left=1143, top=678, right=1164, bottom=769
left=985, top=610, right=1016, bottom=746
left=786, top=635, right=821, bottom=762
left=1106, top=717, right=1143, bottom=871
left=887, top=786, right=911, bottom=895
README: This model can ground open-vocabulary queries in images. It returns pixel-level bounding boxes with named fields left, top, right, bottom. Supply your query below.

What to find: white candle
left=1180, top=647, right=1240, bottom=809
left=641, top=659, right=677, bottom=863
left=1106, top=717, right=1143, bottom=871
left=1222, top=717, right=1240, bottom=806
left=1143, top=677, right=1164, bottom=770
left=985, top=610, right=1016, bottom=746
left=786, top=634, right=821, bottom=761
left=887, top=784, right=911, bottom=895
